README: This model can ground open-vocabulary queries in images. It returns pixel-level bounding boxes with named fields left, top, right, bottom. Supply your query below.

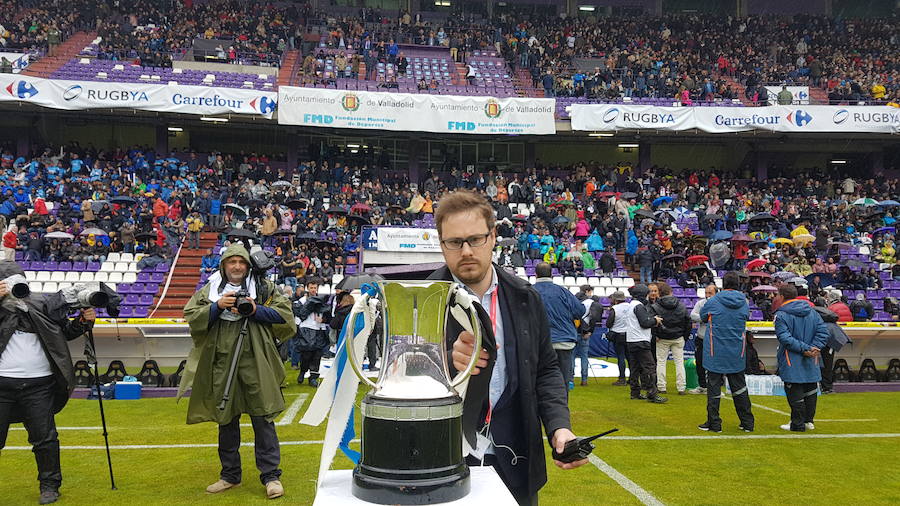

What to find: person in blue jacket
left=774, top=283, right=829, bottom=432
left=625, top=229, right=638, bottom=268
left=532, top=262, right=587, bottom=392
left=698, top=272, right=755, bottom=432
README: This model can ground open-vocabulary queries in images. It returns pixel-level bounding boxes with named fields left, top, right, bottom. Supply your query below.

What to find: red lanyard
left=485, top=286, right=499, bottom=424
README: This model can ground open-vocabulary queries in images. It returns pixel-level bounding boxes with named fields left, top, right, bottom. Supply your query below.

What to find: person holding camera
left=181, top=244, right=296, bottom=499
left=0, top=261, right=95, bottom=505
left=292, top=279, right=331, bottom=387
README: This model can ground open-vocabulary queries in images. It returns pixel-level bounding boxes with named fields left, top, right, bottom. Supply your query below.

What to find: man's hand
left=0, top=281, right=8, bottom=298
left=217, top=291, right=237, bottom=311
left=246, top=297, right=257, bottom=316
left=654, top=315, right=663, bottom=326
left=552, top=428, right=589, bottom=469
left=803, top=346, right=821, bottom=358
left=81, top=308, right=96, bottom=322
left=452, top=331, right=489, bottom=375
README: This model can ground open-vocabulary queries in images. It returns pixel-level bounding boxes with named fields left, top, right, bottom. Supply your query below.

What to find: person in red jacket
left=2, top=225, right=17, bottom=261
left=821, top=291, right=852, bottom=394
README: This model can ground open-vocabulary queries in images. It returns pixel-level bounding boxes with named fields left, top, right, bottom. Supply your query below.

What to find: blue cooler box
left=115, top=382, right=142, bottom=400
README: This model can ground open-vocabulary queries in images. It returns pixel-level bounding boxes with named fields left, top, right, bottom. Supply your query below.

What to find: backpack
left=832, top=358, right=853, bottom=382
left=857, top=358, right=880, bottom=382
left=885, top=359, right=900, bottom=382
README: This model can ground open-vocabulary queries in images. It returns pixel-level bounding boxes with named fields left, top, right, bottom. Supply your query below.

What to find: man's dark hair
left=722, top=271, right=742, bottom=290
left=779, top=284, right=798, bottom=300
left=535, top=262, right=552, bottom=278
left=580, top=284, right=593, bottom=294
left=655, top=281, right=672, bottom=297
left=306, top=278, right=321, bottom=288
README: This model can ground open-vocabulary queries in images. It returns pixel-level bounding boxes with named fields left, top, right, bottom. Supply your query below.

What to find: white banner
left=278, top=86, right=556, bottom=135
left=571, top=104, right=900, bottom=134
left=0, top=52, right=30, bottom=73
left=764, top=86, right=810, bottom=105
left=0, top=75, right=277, bottom=117
left=364, top=227, right=441, bottom=253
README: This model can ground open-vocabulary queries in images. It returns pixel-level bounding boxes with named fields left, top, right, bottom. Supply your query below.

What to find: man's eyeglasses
left=441, top=232, right=491, bottom=250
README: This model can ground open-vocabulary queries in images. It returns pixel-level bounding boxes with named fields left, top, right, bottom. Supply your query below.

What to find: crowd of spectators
left=0, top=0, right=93, bottom=54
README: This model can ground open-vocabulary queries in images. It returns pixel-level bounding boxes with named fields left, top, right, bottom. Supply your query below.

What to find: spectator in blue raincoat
left=625, top=229, right=638, bottom=268
left=774, top=284, right=829, bottom=432
left=586, top=230, right=604, bottom=252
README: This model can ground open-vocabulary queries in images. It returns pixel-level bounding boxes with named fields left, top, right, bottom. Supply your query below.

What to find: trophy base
left=352, top=395, right=470, bottom=505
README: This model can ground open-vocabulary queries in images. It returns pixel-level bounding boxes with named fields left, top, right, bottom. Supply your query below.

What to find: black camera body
left=234, top=288, right=255, bottom=316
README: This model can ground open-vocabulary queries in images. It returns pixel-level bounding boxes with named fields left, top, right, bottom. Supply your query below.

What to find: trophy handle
left=448, top=285, right=483, bottom=389
left=344, top=293, right=379, bottom=390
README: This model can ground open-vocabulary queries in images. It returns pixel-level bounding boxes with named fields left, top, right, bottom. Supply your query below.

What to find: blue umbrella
left=709, top=230, right=733, bottom=241
left=873, top=227, right=896, bottom=235
left=652, top=196, right=674, bottom=207
left=879, top=200, right=900, bottom=207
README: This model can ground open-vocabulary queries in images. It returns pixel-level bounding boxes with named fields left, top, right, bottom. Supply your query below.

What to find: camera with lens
left=3, top=274, right=31, bottom=299
left=234, top=288, right=255, bottom=316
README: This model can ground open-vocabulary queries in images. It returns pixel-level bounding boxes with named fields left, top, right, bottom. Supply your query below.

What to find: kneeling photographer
left=181, top=243, right=296, bottom=500
left=0, top=261, right=97, bottom=505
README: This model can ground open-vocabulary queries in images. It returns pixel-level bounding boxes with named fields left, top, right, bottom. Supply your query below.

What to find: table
left=313, top=467, right=517, bottom=506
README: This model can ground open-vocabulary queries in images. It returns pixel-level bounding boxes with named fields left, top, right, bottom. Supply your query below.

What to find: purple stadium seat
left=73, top=262, right=87, bottom=271
left=87, top=262, right=101, bottom=272
left=139, top=294, right=154, bottom=305
left=124, top=294, right=140, bottom=305
left=137, top=272, right=151, bottom=283
left=151, top=273, right=165, bottom=284
left=133, top=307, right=149, bottom=318
left=118, top=306, right=135, bottom=318
left=19, top=261, right=30, bottom=270
left=117, top=283, right=131, bottom=294
left=144, top=283, right=159, bottom=294
left=46, top=261, right=59, bottom=271
left=58, top=262, right=72, bottom=271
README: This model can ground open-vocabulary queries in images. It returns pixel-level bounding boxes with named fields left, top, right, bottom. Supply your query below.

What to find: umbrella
left=773, top=271, right=796, bottom=280
left=633, top=209, right=655, bottom=220
left=511, top=215, right=528, bottom=223
left=652, top=196, right=674, bottom=207
left=828, top=241, right=851, bottom=248
left=686, top=255, right=709, bottom=264
left=793, top=234, right=816, bottom=245
left=748, top=271, right=771, bottom=278
left=286, top=199, right=308, bottom=210
left=687, top=264, right=710, bottom=273
left=79, top=228, right=108, bottom=236
left=347, top=214, right=371, bottom=225
left=853, top=198, right=878, bottom=206
left=746, top=258, right=767, bottom=270
left=620, top=192, right=638, bottom=200
left=873, top=227, right=896, bottom=236
left=110, top=196, right=137, bottom=206
left=640, top=218, right=656, bottom=229
left=271, top=181, right=292, bottom=187
left=878, top=200, right=900, bottom=207
left=845, top=259, right=865, bottom=269
left=772, top=238, right=793, bottom=245
left=45, top=231, right=74, bottom=239
left=225, top=228, right=257, bottom=240
left=499, top=237, right=517, bottom=247
left=387, top=204, right=404, bottom=212
left=552, top=215, right=570, bottom=224
left=326, top=206, right=348, bottom=215
left=731, top=232, right=752, bottom=242
left=751, top=285, right=778, bottom=293
left=806, top=273, right=836, bottom=287
left=655, top=209, right=678, bottom=218
left=335, top=273, right=385, bottom=292
left=273, top=230, right=295, bottom=237
left=553, top=199, right=574, bottom=206
left=316, top=239, right=337, bottom=248
left=594, top=191, right=617, bottom=198
left=225, top=203, right=248, bottom=217
left=135, top=232, right=156, bottom=242
left=351, top=202, right=372, bottom=214
left=245, top=198, right=266, bottom=208
left=863, top=209, right=885, bottom=221
left=749, top=213, right=775, bottom=223
left=790, top=226, right=810, bottom=238
left=709, top=230, right=733, bottom=241
left=662, top=254, right=685, bottom=261
left=297, top=232, right=320, bottom=242
left=748, top=240, right=769, bottom=248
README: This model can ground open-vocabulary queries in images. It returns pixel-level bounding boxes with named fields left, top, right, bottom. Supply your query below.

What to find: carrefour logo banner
left=278, top=86, right=556, bottom=135
left=364, top=227, right=441, bottom=252
left=571, top=104, right=900, bottom=134
left=0, top=75, right=277, bottom=117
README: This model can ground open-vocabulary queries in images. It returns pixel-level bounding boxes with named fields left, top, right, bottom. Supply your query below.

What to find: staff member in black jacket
left=430, top=190, right=586, bottom=506
left=650, top=282, right=692, bottom=395
left=0, top=261, right=95, bottom=505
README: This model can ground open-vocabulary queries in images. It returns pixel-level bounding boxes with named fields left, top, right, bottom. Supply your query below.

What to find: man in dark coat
left=431, top=190, right=586, bottom=505
left=0, top=261, right=95, bottom=504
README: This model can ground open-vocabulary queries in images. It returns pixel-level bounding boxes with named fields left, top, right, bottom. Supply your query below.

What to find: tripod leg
left=88, top=330, right=117, bottom=490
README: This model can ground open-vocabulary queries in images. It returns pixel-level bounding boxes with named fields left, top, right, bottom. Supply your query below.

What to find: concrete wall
left=173, top=60, right=279, bottom=77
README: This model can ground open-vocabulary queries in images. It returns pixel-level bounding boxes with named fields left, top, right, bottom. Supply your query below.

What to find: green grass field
left=2, top=363, right=899, bottom=506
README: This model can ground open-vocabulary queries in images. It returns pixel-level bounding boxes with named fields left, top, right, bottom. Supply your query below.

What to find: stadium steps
left=720, top=76, right=752, bottom=106
left=512, top=68, right=543, bottom=98
left=152, top=232, right=218, bottom=318
left=454, top=62, right=467, bottom=85
left=277, top=49, right=300, bottom=88
left=22, top=31, right=98, bottom=78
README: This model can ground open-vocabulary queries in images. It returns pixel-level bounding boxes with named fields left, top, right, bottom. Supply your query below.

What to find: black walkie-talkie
left=552, top=428, right=619, bottom=463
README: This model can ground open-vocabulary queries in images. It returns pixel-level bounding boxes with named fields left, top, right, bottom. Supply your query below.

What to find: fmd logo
left=833, top=109, right=849, bottom=124
left=303, top=114, right=334, bottom=124
left=4, top=80, right=38, bottom=99
left=786, top=109, right=813, bottom=127
left=602, top=107, right=620, bottom=123
left=447, top=121, right=476, bottom=131
left=250, top=96, right=276, bottom=114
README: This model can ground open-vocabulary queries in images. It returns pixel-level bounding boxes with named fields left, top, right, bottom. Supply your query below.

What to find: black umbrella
left=749, top=213, right=775, bottom=223
left=552, top=215, right=570, bottom=224
left=226, top=228, right=257, bottom=240
left=511, top=216, right=527, bottom=223
left=702, top=213, right=723, bottom=221
left=687, top=264, right=710, bottom=273
left=335, top=273, right=385, bottom=292
left=245, top=198, right=266, bottom=208
left=748, top=240, right=768, bottom=248
left=387, top=204, right=404, bottom=212
left=662, top=254, right=685, bottom=261
left=316, top=239, right=337, bottom=248
left=224, top=203, right=248, bottom=218
left=348, top=214, right=371, bottom=225
left=135, top=232, right=156, bottom=242
left=845, top=259, right=865, bottom=269
left=297, top=232, right=320, bottom=242
left=327, top=206, right=348, bottom=215
left=620, top=192, right=638, bottom=200
left=286, top=199, right=308, bottom=210
left=110, top=196, right=137, bottom=206
left=634, top=209, right=655, bottom=220
left=274, top=229, right=295, bottom=237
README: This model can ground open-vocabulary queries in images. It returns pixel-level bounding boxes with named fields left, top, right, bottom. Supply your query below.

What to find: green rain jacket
left=179, top=244, right=296, bottom=424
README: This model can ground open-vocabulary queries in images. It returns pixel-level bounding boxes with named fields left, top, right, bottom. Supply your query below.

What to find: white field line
left=723, top=395, right=878, bottom=422
left=588, top=454, right=665, bottom=506
left=4, top=433, right=899, bottom=451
